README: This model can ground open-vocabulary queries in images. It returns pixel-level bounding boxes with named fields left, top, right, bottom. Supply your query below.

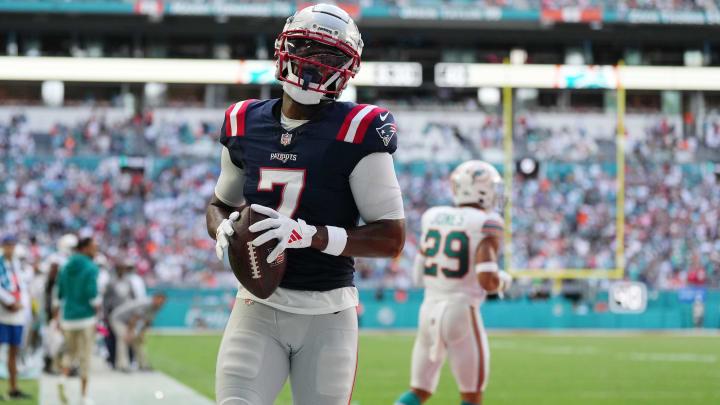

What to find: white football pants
left=215, top=299, right=358, bottom=405
left=410, top=300, right=490, bottom=393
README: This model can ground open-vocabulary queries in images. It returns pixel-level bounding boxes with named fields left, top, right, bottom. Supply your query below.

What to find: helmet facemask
left=481, top=181, right=506, bottom=211
left=275, top=30, right=360, bottom=105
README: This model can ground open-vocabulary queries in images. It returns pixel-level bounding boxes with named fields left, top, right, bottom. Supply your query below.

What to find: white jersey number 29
left=423, top=229, right=470, bottom=279
left=257, top=168, right=306, bottom=217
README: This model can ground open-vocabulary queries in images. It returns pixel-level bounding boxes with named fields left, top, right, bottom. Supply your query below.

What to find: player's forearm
left=206, top=195, right=243, bottom=239
left=310, top=219, right=405, bottom=258
left=475, top=236, right=502, bottom=291
left=127, top=314, right=141, bottom=331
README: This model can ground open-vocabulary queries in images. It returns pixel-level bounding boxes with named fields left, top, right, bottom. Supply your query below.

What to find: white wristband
left=475, top=262, right=498, bottom=274
left=322, top=226, right=348, bottom=256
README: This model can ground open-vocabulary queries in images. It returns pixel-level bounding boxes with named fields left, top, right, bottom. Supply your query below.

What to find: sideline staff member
left=0, top=235, right=32, bottom=400
left=57, top=237, right=100, bottom=405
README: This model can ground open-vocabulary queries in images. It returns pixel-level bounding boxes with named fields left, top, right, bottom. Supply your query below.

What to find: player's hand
left=249, top=204, right=317, bottom=263
left=215, top=211, right=240, bottom=261
left=9, top=301, right=23, bottom=312
left=497, top=270, right=512, bottom=298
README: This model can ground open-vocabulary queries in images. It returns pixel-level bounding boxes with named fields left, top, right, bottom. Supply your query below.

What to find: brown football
left=227, top=206, right=287, bottom=299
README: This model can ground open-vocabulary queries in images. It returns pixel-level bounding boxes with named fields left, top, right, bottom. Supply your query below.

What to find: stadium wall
left=148, top=288, right=720, bottom=331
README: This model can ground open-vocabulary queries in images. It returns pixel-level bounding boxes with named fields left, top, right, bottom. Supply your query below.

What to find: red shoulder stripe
left=225, top=99, right=258, bottom=137
left=353, top=107, right=386, bottom=144
left=482, top=221, right=504, bottom=229
left=224, top=104, right=235, bottom=137
left=336, top=104, right=368, bottom=141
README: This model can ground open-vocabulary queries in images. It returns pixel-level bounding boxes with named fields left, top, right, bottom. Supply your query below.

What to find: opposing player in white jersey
left=394, top=160, right=512, bottom=405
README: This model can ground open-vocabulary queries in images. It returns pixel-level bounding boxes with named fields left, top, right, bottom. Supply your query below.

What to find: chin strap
left=283, top=81, right=324, bottom=105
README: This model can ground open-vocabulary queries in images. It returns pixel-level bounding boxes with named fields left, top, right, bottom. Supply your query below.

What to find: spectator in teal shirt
left=57, top=237, right=99, bottom=405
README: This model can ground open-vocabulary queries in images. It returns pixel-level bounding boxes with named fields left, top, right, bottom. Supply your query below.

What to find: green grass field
left=1, top=379, right=38, bottom=404
left=147, top=333, right=720, bottom=405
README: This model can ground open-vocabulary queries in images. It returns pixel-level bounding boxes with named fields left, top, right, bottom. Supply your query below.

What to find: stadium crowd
left=16, top=0, right=720, bottom=12
left=1, top=108, right=719, bottom=293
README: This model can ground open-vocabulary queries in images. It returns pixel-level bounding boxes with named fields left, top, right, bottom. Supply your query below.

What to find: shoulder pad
left=223, top=99, right=259, bottom=137
left=335, top=104, right=397, bottom=154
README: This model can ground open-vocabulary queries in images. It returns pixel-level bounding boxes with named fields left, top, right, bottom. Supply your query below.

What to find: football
left=227, top=206, right=287, bottom=299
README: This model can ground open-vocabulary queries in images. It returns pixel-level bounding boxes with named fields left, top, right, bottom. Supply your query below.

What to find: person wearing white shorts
left=410, top=299, right=490, bottom=396
left=394, top=161, right=513, bottom=405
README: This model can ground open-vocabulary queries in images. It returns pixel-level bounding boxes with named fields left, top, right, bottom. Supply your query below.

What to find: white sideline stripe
left=40, top=355, right=214, bottom=405
left=343, top=105, right=376, bottom=142
left=620, top=352, right=717, bottom=363
left=490, top=341, right=717, bottom=363
left=228, top=101, right=243, bottom=136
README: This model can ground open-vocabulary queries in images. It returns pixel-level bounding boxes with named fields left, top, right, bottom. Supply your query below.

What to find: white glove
left=497, top=270, right=513, bottom=298
left=215, top=211, right=240, bottom=261
left=248, top=204, right=317, bottom=263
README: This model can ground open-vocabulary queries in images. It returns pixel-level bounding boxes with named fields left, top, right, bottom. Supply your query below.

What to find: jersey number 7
left=422, top=229, right=469, bottom=278
left=258, top=168, right=306, bottom=217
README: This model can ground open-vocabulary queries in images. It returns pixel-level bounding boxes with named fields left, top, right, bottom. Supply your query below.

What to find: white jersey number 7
left=257, top=168, right=306, bottom=217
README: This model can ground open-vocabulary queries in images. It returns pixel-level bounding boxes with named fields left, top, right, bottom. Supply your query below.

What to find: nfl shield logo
left=280, top=132, right=293, bottom=146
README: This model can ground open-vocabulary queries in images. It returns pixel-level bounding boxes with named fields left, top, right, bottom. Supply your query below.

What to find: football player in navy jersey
left=206, top=4, right=406, bottom=405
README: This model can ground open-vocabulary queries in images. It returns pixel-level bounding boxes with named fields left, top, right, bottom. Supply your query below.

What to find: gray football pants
left=216, top=299, right=358, bottom=405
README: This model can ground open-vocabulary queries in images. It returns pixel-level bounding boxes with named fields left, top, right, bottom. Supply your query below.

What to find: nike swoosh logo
left=379, top=111, right=390, bottom=121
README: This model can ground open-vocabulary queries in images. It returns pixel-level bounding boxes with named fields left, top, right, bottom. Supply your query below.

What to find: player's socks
left=394, top=391, right=421, bottom=405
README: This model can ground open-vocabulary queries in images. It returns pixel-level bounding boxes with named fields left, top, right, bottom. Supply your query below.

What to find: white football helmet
left=274, top=3, right=363, bottom=105
left=57, top=233, right=78, bottom=255
left=14, top=244, right=29, bottom=263
left=450, top=160, right=503, bottom=210
left=94, top=253, right=110, bottom=270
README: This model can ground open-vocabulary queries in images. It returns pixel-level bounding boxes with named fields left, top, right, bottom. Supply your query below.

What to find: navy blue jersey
left=219, top=98, right=398, bottom=291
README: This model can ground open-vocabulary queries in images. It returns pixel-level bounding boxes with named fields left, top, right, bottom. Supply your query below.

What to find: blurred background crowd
left=1, top=0, right=719, bottom=313
left=17, top=0, right=720, bottom=13
left=1, top=106, right=718, bottom=291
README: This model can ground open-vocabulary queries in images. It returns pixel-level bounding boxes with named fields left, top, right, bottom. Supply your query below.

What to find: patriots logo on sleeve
left=376, top=123, right=397, bottom=147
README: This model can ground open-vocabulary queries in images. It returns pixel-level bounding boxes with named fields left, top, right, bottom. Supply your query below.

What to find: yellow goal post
left=430, top=61, right=701, bottom=279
